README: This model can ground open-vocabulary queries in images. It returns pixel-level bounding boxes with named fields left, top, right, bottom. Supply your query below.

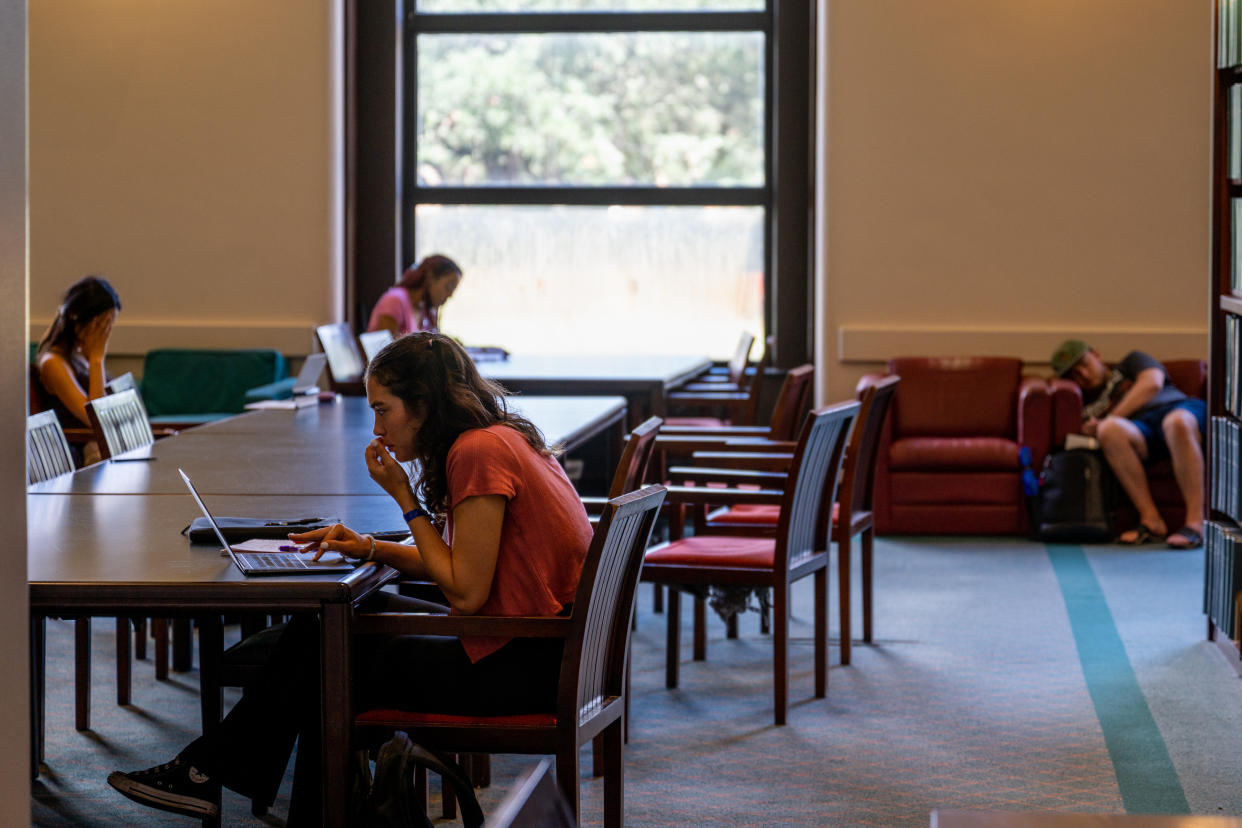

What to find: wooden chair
left=641, top=401, right=859, bottom=725
left=581, top=416, right=663, bottom=518
left=483, top=758, right=575, bottom=828
left=665, top=335, right=773, bottom=428
left=315, top=322, right=367, bottom=395
left=28, top=363, right=96, bottom=449
left=26, top=410, right=74, bottom=485
left=84, top=388, right=155, bottom=459
left=674, top=375, right=901, bottom=665
left=656, top=363, right=814, bottom=462
left=352, top=485, right=667, bottom=828
left=358, top=328, right=394, bottom=362
left=26, top=411, right=144, bottom=739
left=680, top=331, right=754, bottom=388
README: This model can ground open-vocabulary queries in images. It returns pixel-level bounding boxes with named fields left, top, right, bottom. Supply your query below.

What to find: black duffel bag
left=1033, top=448, right=1116, bottom=543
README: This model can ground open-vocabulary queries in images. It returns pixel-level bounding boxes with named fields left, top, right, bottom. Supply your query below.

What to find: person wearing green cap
left=1051, top=340, right=1205, bottom=549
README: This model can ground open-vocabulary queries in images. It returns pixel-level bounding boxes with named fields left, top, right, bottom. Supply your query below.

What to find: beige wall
left=28, top=0, right=344, bottom=360
left=818, top=0, right=1214, bottom=402
left=3, top=0, right=32, bottom=815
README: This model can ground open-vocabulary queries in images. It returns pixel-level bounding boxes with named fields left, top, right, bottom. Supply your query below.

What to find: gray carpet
left=32, top=536, right=1242, bottom=826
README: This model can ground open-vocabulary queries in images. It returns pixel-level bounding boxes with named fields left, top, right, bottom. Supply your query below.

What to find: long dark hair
left=37, top=275, right=122, bottom=357
left=398, top=254, right=461, bottom=293
left=366, top=331, right=553, bottom=515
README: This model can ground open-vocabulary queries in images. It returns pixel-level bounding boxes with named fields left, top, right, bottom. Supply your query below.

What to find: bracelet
left=361, top=533, right=375, bottom=563
left=403, top=506, right=430, bottom=523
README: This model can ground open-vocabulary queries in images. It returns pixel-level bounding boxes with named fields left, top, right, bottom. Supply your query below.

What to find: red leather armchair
left=873, top=357, right=1052, bottom=535
left=1050, top=358, right=1206, bottom=533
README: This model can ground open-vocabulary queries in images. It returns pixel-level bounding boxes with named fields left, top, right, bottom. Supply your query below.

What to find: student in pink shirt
left=109, top=332, right=592, bottom=824
left=366, top=253, right=463, bottom=336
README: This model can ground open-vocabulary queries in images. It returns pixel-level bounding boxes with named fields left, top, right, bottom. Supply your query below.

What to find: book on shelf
left=1223, top=0, right=1241, bottom=69
left=1232, top=85, right=1242, bottom=179
left=1206, top=521, right=1242, bottom=638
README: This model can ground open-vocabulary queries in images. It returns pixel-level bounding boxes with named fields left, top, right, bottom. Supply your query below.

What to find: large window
left=384, top=0, right=811, bottom=360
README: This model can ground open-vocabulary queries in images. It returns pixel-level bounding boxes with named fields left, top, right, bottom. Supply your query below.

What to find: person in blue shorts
left=1052, top=339, right=1206, bottom=549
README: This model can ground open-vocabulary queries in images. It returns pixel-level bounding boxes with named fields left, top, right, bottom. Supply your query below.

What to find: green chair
left=140, top=348, right=287, bottom=427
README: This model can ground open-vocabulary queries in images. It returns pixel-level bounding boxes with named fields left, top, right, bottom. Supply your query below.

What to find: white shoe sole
left=107, top=771, right=220, bottom=818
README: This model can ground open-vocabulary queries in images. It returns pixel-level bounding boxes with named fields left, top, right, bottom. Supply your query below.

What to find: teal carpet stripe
left=1047, top=544, right=1189, bottom=814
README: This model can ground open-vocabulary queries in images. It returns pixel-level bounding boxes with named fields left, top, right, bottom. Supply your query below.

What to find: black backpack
left=1033, top=448, right=1117, bottom=543
left=352, top=731, right=484, bottom=828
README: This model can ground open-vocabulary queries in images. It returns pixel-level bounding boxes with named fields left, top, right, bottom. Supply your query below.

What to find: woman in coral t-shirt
left=366, top=253, right=463, bottom=336
left=109, top=332, right=592, bottom=823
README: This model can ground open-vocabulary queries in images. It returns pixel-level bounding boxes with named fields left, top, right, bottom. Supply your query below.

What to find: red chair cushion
left=888, top=437, right=1019, bottom=470
left=710, top=501, right=839, bottom=527
left=355, top=709, right=557, bottom=727
left=645, top=536, right=775, bottom=568
left=665, top=416, right=728, bottom=429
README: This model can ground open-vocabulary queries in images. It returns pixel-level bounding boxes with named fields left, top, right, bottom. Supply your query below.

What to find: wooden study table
left=27, top=394, right=628, bottom=497
left=28, top=493, right=402, bottom=828
left=478, top=353, right=712, bottom=422
left=28, top=393, right=627, bottom=826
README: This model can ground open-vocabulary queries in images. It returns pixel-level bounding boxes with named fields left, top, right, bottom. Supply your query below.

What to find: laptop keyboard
left=245, top=553, right=308, bottom=570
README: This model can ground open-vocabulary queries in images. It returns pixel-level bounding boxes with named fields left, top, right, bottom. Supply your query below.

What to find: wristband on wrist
left=403, top=506, right=430, bottom=523
left=361, top=533, right=376, bottom=563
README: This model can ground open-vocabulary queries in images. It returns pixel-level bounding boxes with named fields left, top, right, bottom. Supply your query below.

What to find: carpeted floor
left=31, top=536, right=1242, bottom=826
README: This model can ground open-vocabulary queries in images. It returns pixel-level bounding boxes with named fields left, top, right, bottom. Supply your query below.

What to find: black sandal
left=1118, top=524, right=1165, bottom=545
left=1167, top=526, right=1203, bottom=550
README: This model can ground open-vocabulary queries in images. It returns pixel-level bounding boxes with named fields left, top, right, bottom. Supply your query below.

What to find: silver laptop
left=179, top=468, right=355, bottom=576
left=292, top=352, right=328, bottom=396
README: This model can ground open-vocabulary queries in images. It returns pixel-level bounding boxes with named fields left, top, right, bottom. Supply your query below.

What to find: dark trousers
left=180, top=592, right=562, bottom=825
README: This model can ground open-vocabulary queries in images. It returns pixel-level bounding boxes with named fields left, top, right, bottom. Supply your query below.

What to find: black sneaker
left=107, top=756, right=220, bottom=819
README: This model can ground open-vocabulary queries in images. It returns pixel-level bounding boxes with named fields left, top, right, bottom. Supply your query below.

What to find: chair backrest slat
left=725, top=332, right=756, bottom=387
left=606, top=416, right=662, bottom=498
left=559, top=486, right=665, bottom=724
left=27, top=410, right=75, bottom=484
left=845, top=375, right=900, bottom=515
left=86, top=388, right=154, bottom=460
left=766, top=364, right=815, bottom=441
left=775, top=402, right=860, bottom=570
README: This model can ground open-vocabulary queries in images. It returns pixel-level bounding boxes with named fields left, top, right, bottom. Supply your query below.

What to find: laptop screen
left=178, top=468, right=234, bottom=553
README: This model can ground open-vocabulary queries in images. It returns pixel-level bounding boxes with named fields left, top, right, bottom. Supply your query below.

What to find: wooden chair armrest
left=667, top=466, right=788, bottom=486
left=663, top=484, right=784, bottom=506
left=657, top=434, right=792, bottom=456
left=667, top=391, right=749, bottom=405
left=354, top=613, right=572, bottom=638
left=687, top=451, right=794, bottom=471
left=580, top=495, right=607, bottom=515
left=657, top=425, right=771, bottom=437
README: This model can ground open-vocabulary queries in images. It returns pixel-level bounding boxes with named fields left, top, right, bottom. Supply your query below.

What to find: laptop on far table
left=292, top=352, right=328, bottom=396
left=179, top=468, right=355, bottom=576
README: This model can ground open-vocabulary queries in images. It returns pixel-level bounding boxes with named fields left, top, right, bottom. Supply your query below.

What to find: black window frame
left=349, top=0, right=813, bottom=366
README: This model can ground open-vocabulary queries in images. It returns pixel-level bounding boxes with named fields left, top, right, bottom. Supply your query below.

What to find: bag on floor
left=352, top=730, right=483, bottom=828
left=1033, top=448, right=1116, bottom=543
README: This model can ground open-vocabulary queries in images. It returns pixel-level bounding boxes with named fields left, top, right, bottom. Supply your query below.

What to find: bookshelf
left=1210, top=0, right=1242, bottom=663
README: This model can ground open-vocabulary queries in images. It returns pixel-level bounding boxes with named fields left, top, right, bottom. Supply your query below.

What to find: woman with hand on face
left=35, top=276, right=122, bottom=465
left=108, top=331, right=593, bottom=824
left=367, top=253, right=463, bottom=337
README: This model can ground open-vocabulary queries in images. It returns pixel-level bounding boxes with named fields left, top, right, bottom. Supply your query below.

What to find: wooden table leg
left=320, top=602, right=352, bottom=828
left=30, top=614, right=45, bottom=778
left=172, top=618, right=193, bottom=672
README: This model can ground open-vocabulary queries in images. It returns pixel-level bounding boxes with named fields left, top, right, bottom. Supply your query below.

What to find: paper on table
left=244, top=396, right=318, bottom=411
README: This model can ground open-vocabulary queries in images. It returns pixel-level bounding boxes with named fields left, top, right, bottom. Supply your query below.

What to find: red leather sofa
left=1050, top=358, right=1206, bottom=533
left=872, top=357, right=1052, bottom=535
